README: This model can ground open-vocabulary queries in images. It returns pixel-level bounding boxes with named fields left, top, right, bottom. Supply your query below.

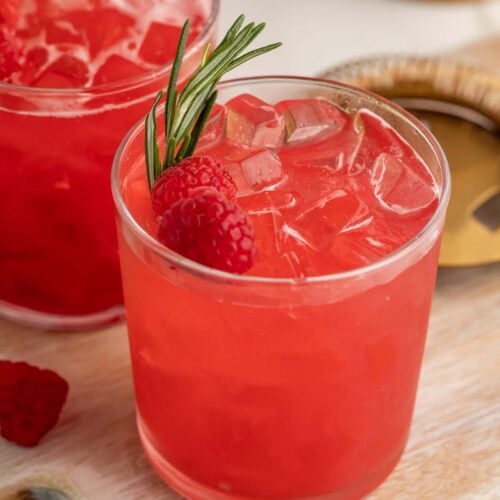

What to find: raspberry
left=158, top=187, right=256, bottom=274
left=0, top=24, right=23, bottom=82
left=151, top=156, right=237, bottom=216
left=0, top=360, right=69, bottom=447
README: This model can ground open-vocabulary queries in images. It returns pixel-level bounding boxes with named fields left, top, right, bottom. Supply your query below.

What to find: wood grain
left=1, top=263, right=499, bottom=499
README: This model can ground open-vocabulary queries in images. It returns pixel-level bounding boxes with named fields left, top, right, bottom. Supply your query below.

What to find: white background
left=219, top=0, right=500, bottom=78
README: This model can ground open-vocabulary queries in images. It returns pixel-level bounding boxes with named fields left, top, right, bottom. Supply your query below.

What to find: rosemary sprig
left=145, top=15, right=281, bottom=189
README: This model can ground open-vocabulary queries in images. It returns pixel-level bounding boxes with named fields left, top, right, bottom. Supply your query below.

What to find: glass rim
left=0, top=0, right=220, bottom=96
left=112, top=75, right=451, bottom=286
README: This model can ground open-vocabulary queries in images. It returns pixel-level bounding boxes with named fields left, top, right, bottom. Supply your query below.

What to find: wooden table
left=1, top=262, right=499, bottom=499
left=1, top=32, right=500, bottom=500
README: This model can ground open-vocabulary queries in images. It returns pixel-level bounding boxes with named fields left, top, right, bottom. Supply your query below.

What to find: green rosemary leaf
left=241, top=22, right=266, bottom=48
left=172, top=45, right=249, bottom=138
left=174, top=85, right=214, bottom=144
left=164, top=87, right=177, bottom=167
left=145, top=90, right=163, bottom=189
left=175, top=132, right=192, bottom=163
left=164, top=20, right=190, bottom=150
left=184, top=89, right=218, bottom=158
left=174, top=22, right=260, bottom=130
left=144, top=14, right=281, bottom=187
left=177, top=22, right=257, bottom=110
left=219, top=14, right=245, bottom=46
left=166, top=136, right=177, bottom=167
left=200, top=43, right=211, bottom=67
left=226, top=42, right=282, bottom=72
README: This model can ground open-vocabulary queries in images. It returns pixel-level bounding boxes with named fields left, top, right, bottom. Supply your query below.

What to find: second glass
left=0, top=0, right=219, bottom=330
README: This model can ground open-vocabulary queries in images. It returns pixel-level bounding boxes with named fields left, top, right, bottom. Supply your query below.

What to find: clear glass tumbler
left=0, top=0, right=219, bottom=330
left=113, top=77, right=450, bottom=499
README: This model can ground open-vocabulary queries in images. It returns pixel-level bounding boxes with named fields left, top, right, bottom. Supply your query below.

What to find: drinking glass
left=113, top=76, right=450, bottom=499
left=0, top=0, right=219, bottom=330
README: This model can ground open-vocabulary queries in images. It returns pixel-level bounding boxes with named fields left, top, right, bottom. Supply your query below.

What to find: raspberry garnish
left=0, top=24, right=23, bottom=82
left=0, top=360, right=69, bottom=447
left=151, top=156, right=237, bottom=215
left=158, top=187, right=256, bottom=274
left=143, top=16, right=279, bottom=274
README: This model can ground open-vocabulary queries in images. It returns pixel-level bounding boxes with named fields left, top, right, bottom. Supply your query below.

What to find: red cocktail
left=113, top=77, right=450, bottom=498
left=0, top=0, right=218, bottom=329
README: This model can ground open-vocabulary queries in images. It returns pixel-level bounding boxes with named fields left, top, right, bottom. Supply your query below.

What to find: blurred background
left=221, top=0, right=500, bottom=77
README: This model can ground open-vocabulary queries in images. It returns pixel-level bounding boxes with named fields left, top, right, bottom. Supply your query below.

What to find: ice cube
left=84, top=8, right=135, bottom=57
left=224, top=162, right=253, bottom=196
left=226, top=94, right=285, bottom=148
left=17, top=11, right=45, bottom=39
left=237, top=188, right=324, bottom=278
left=279, top=121, right=359, bottom=174
left=282, top=248, right=320, bottom=278
left=19, top=47, right=48, bottom=85
left=240, top=149, right=285, bottom=190
left=328, top=210, right=414, bottom=270
left=196, top=142, right=255, bottom=194
left=33, top=54, right=88, bottom=88
left=282, top=223, right=316, bottom=249
left=238, top=190, right=297, bottom=215
left=253, top=208, right=287, bottom=253
left=280, top=226, right=319, bottom=278
left=237, top=189, right=314, bottom=278
left=279, top=163, right=347, bottom=223
left=247, top=208, right=317, bottom=278
left=371, top=154, right=438, bottom=215
left=93, top=54, right=147, bottom=85
left=349, top=109, right=430, bottom=178
left=329, top=233, right=388, bottom=270
left=292, top=188, right=371, bottom=248
left=347, top=129, right=366, bottom=176
left=196, top=104, right=226, bottom=151
left=45, top=19, right=85, bottom=45
left=139, top=22, right=184, bottom=65
left=277, top=98, right=349, bottom=144
left=244, top=206, right=286, bottom=275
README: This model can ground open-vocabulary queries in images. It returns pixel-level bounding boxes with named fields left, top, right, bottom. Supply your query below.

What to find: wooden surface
left=0, top=264, right=499, bottom=499
left=1, top=34, right=500, bottom=500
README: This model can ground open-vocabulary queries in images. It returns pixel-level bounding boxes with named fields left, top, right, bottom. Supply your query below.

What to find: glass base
left=138, top=416, right=406, bottom=500
left=0, top=298, right=124, bottom=331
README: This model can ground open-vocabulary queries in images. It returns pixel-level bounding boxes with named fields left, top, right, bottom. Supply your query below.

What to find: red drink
left=113, top=78, right=450, bottom=498
left=0, top=0, right=218, bottom=329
